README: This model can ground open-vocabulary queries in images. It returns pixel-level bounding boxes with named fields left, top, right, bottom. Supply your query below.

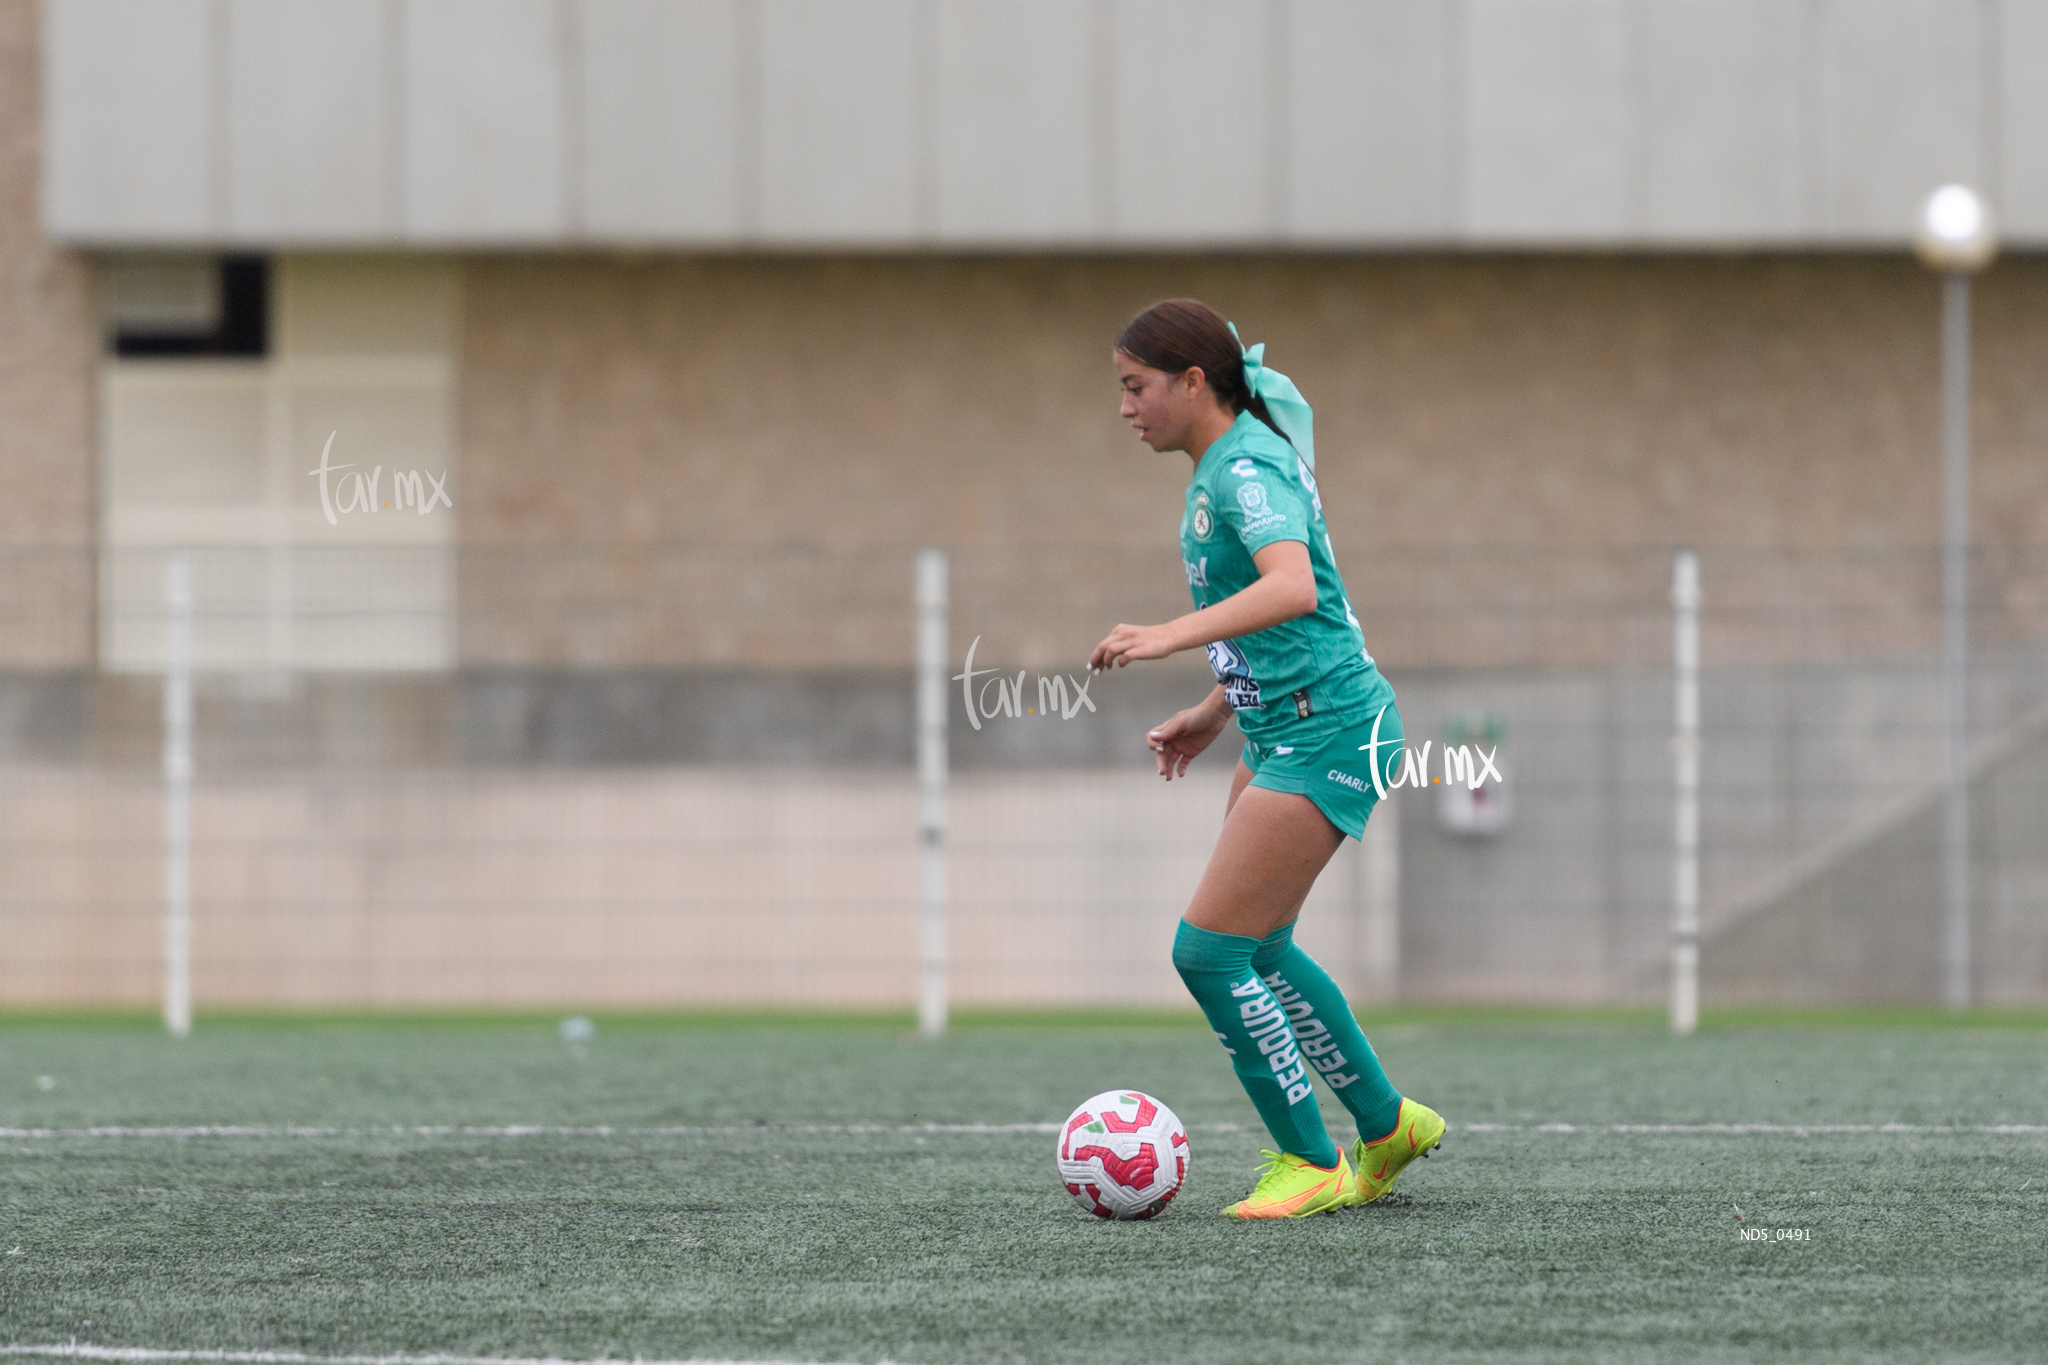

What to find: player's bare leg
left=1185, top=780, right=1343, bottom=939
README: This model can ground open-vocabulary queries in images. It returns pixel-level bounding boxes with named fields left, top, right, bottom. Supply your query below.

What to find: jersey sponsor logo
left=1230, top=458, right=1257, bottom=477
left=1183, top=555, right=1208, bottom=587
left=1205, top=638, right=1261, bottom=709
left=1327, top=768, right=1366, bottom=792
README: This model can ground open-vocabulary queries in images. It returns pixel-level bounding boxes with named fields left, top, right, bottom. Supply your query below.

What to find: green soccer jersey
left=1178, top=410, right=1390, bottom=739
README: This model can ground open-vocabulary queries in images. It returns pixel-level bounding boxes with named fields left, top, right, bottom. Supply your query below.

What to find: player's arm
left=1089, top=540, right=1314, bottom=671
left=1146, top=684, right=1231, bottom=779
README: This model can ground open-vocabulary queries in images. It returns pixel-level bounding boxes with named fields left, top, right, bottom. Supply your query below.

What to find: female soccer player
left=1089, top=299, right=1445, bottom=1220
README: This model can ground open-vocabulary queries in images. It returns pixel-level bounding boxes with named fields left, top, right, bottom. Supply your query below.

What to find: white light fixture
left=1914, top=184, right=1999, bottom=273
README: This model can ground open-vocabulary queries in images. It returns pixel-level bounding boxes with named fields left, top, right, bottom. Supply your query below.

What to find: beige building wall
left=0, top=762, right=1395, bottom=1011
left=0, top=0, right=96, bottom=667
left=455, top=254, right=2048, bottom=670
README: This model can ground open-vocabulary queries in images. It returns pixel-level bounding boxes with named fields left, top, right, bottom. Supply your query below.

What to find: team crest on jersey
left=1191, top=492, right=1213, bottom=540
left=1236, top=482, right=1269, bottom=515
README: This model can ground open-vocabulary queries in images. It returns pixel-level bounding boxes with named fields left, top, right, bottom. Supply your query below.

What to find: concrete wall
left=0, top=758, right=1393, bottom=1009
left=1703, top=715, right=2048, bottom=1007
left=40, top=0, right=2048, bottom=248
left=0, top=0, right=95, bottom=667
left=453, top=253, right=2048, bottom=670
left=6, top=646, right=2042, bottom=1009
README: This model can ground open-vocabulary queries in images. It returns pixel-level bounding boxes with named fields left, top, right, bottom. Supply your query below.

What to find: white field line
left=0, top=1347, right=878, bottom=1365
left=1458, top=1122, right=2048, bottom=1136
left=1, top=1122, right=2044, bottom=1140
left=0, top=1123, right=1069, bottom=1139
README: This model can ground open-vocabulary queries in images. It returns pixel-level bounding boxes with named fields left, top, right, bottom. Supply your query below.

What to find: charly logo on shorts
left=1191, top=491, right=1213, bottom=540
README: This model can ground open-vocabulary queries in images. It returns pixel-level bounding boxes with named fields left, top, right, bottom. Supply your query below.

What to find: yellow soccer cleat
left=1222, top=1149, right=1358, bottom=1220
left=1349, top=1097, right=1446, bottom=1206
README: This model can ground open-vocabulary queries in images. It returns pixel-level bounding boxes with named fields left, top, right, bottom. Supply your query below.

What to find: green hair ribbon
left=1228, top=321, right=1316, bottom=470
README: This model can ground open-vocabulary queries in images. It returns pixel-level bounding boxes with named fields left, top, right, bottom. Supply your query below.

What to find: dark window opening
left=112, top=255, right=269, bottom=358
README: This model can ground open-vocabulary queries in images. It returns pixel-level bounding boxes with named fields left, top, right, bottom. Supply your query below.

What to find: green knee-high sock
left=1252, top=924, right=1405, bottom=1142
left=1172, top=921, right=1340, bottom=1168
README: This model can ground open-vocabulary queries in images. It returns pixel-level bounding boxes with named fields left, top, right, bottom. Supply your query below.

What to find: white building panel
left=936, top=0, right=1097, bottom=242
left=1641, top=0, right=1803, bottom=242
left=1286, top=0, right=1454, bottom=241
left=226, top=0, right=390, bottom=240
left=1999, top=0, right=2048, bottom=239
left=1465, top=0, right=1634, bottom=241
left=43, top=0, right=214, bottom=240
left=403, top=0, right=567, bottom=240
left=759, top=0, right=923, bottom=242
left=1110, top=0, right=1271, bottom=242
left=37, top=0, right=2048, bottom=249
left=100, top=257, right=458, bottom=674
left=1816, top=0, right=1981, bottom=239
left=581, top=0, right=744, bottom=241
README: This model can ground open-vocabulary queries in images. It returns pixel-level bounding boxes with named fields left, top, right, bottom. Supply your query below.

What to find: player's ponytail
left=1115, top=299, right=1296, bottom=449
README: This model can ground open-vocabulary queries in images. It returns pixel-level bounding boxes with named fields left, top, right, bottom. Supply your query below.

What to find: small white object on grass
left=558, top=1016, right=596, bottom=1044
left=35, top=1076, right=54, bottom=1091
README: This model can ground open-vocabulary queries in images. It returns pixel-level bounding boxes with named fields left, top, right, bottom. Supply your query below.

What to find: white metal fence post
left=915, top=549, right=949, bottom=1038
left=1671, top=549, right=1701, bottom=1036
left=1940, top=272, right=1973, bottom=1012
left=163, top=552, right=194, bottom=1039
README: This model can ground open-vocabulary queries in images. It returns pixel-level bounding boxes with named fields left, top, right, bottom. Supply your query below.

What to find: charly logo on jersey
left=1230, top=458, right=1257, bottom=478
left=1190, top=491, right=1213, bottom=540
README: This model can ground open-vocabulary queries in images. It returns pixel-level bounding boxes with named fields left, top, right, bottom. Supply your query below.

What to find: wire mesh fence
left=1, top=540, right=2045, bottom=1013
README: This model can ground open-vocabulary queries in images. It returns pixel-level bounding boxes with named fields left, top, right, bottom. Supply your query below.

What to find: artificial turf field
left=1, top=1012, right=2045, bottom=1365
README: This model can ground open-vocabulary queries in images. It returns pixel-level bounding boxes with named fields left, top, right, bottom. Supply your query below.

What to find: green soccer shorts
left=1240, top=699, right=1406, bottom=841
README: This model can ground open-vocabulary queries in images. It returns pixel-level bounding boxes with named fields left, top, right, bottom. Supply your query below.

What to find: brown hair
left=1115, top=298, right=1293, bottom=447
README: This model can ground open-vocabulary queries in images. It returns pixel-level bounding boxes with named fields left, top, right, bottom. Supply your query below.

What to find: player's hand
left=1146, top=700, right=1230, bottom=780
left=1089, top=622, right=1176, bottom=672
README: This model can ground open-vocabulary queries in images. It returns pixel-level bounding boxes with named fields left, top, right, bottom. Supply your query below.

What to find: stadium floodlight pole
left=1670, top=549, right=1701, bottom=1037
left=915, top=549, right=949, bottom=1038
left=1914, top=185, right=1998, bottom=1013
left=162, top=552, right=194, bottom=1039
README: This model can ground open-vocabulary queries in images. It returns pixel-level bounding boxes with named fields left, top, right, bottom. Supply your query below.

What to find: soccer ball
left=1056, top=1090, right=1190, bottom=1220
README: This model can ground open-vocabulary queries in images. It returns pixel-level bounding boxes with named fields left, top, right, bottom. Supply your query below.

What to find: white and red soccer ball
left=1056, top=1090, right=1189, bottom=1220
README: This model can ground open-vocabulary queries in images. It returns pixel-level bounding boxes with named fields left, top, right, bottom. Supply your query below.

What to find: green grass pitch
left=1, top=1010, right=2045, bottom=1365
